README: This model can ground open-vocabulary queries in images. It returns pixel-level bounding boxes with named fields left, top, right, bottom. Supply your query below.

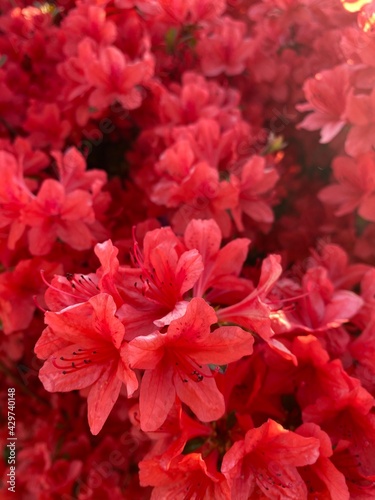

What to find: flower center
left=173, top=351, right=217, bottom=383
left=52, top=347, right=113, bottom=374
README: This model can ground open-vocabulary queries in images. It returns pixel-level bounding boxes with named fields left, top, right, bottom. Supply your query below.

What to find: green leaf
left=208, top=364, right=228, bottom=374
left=182, top=437, right=206, bottom=454
left=165, top=28, right=178, bottom=54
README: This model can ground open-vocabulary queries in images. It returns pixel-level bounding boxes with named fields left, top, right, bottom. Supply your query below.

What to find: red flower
left=35, top=293, right=138, bottom=435
left=197, top=17, right=252, bottom=77
left=159, top=72, right=240, bottom=126
left=128, top=297, right=253, bottom=431
left=61, top=5, right=117, bottom=57
left=134, top=401, right=211, bottom=471
left=280, top=267, right=363, bottom=333
left=216, top=254, right=282, bottom=342
left=159, top=0, right=225, bottom=23
left=26, top=179, right=95, bottom=255
left=308, top=243, right=369, bottom=290
left=318, top=153, right=375, bottom=221
left=51, top=147, right=107, bottom=193
left=85, top=44, right=154, bottom=111
left=231, top=155, right=279, bottom=230
left=183, top=218, right=250, bottom=299
left=120, top=226, right=203, bottom=338
left=140, top=453, right=230, bottom=500
left=0, top=137, right=49, bottom=175
left=302, top=375, right=375, bottom=480
left=24, top=103, right=71, bottom=150
left=296, top=423, right=350, bottom=499
left=222, top=419, right=320, bottom=499
left=350, top=317, right=375, bottom=394
left=152, top=161, right=239, bottom=237
left=0, top=150, right=32, bottom=249
left=345, top=87, right=375, bottom=156
left=0, top=258, right=62, bottom=334
left=297, top=65, right=351, bottom=144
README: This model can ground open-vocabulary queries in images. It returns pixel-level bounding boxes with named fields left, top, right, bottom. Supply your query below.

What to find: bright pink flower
left=25, top=179, right=95, bottom=255
left=354, top=268, right=375, bottom=328
left=140, top=453, right=230, bottom=500
left=291, top=335, right=363, bottom=409
left=51, top=147, right=107, bottom=193
left=296, top=423, right=350, bottom=500
left=217, top=254, right=282, bottom=342
left=231, top=155, right=279, bottom=230
left=120, top=227, right=204, bottom=338
left=308, top=243, right=369, bottom=290
left=128, top=298, right=253, bottom=431
left=345, top=87, right=375, bottom=156
left=183, top=218, right=250, bottom=299
left=222, top=419, right=320, bottom=499
left=154, top=139, right=196, bottom=181
left=172, top=118, right=241, bottom=170
left=350, top=317, right=375, bottom=394
left=153, top=161, right=239, bottom=237
left=332, top=439, right=375, bottom=499
left=159, top=72, right=241, bottom=127
left=57, top=38, right=98, bottom=126
left=35, top=293, right=138, bottom=435
left=197, top=17, right=253, bottom=77
left=135, top=401, right=211, bottom=470
left=279, top=267, right=364, bottom=333
left=0, top=137, right=49, bottom=175
left=297, top=65, right=351, bottom=143
left=43, top=239, right=123, bottom=312
left=158, top=0, right=225, bottom=23
left=318, top=153, right=375, bottom=221
left=61, top=5, right=117, bottom=57
left=24, top=103, right=71, bottom=150
left=115, top=0, right=160, bottom=14
left=302, top=382, right=375, bottom=478
left=85, top=44, right=154, bottom=111
left=0, top=150, right=32, bottom=249
left=0, top=258, right=61, bottom=334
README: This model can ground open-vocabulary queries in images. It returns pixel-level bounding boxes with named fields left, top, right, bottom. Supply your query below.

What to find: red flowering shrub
left=1, top=0, right=375, bottom=498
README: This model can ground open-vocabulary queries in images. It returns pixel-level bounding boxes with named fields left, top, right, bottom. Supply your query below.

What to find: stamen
left=32, top=294, right=47, bottom=313
left=52, top=347, right=113, bottom=375
left=173, top=352, right=215, bottom=383
left=40, top=270, right=83, bottom=301
left=130, top=227, right=177, bottom=307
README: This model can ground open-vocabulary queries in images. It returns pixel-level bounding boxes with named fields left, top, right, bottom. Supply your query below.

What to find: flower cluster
left=1, top=0, right=375, bottom=498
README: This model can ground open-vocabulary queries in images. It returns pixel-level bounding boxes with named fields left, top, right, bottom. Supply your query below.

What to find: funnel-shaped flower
left=35, top=293, right=137, bottom=435
left=128, top=297, right=253, bottom=431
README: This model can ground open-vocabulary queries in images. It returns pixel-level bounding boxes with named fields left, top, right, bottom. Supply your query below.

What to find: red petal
left=46, top=293, right=125, bottom=348
left=184, top=219, right=222, bottom=261
left=87, top=364, right=122, bottom=435
left=174, top=374, right=225, bottom=422
left=39, top=345, right=102, bottom=392
left=139, top=363, right=175, bottom=431
left=127, top=332, right=165, bottom=369
left=189, top=326, right=253, bottom=365
left=167, top=297, right=217, bottom=342
left=175, top=249, right=204, bottom=295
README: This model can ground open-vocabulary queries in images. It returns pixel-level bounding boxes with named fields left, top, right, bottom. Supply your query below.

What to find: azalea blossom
left=128, top=297, right=253, bottom=431
left=222, top=419, right=320, bottom=499
left=1, top=0, right=375, bottom=496
left=345, top=87, right=375, bottom=157
left=297, top=65, right=351, bottom=144
left=25, top=179, right=96, bottom=255
left=318, top=152, right=375, bottom=221
left=35, top=293, right=138, bottom=435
